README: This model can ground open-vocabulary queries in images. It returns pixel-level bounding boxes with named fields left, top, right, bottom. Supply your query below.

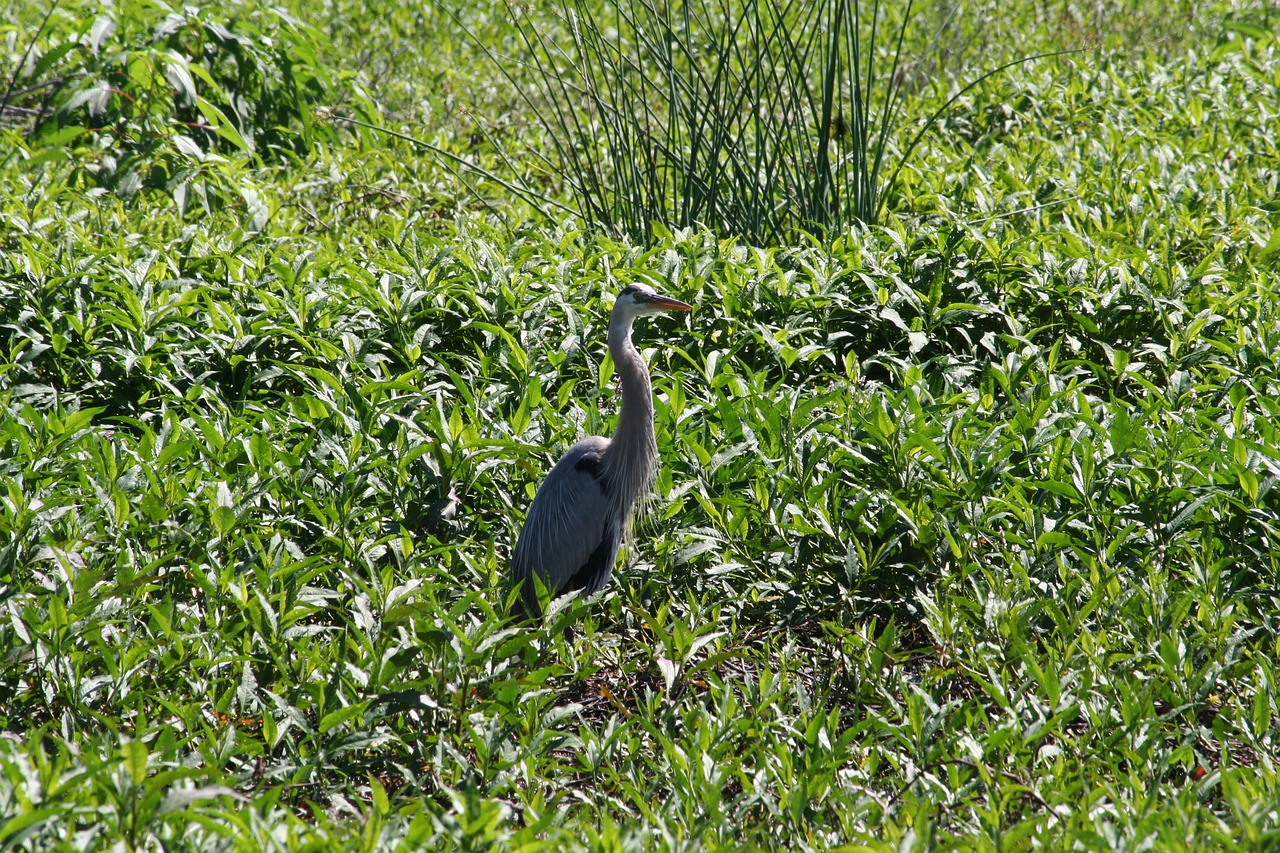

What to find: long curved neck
left=603, top=311, right=658, bottom=519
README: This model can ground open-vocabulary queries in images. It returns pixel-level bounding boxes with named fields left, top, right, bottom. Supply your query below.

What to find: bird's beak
left=649, top=294, right=692, bottom=312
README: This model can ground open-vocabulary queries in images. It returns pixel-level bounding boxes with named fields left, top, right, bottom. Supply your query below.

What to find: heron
left=511, top=283, right=692, bottom=619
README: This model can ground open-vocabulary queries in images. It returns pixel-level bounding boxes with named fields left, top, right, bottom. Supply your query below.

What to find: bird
left=510, top=283, right=692, bottom=619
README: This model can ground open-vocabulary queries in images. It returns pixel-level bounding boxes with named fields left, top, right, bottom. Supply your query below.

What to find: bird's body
left=511, top=284, right=691, bottom=618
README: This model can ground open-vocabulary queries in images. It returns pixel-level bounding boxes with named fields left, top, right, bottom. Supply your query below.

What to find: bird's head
left=612, top=283, right=693, bottom=319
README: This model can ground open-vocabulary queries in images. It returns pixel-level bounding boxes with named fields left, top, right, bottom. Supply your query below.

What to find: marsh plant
left=458, top=0, right=928, bottom=243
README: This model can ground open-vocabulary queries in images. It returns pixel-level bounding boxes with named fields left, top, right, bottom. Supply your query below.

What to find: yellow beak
left=649, top=295, right=692, bottom=312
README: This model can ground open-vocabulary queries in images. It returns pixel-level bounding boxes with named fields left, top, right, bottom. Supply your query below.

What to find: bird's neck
left=604, top=314, right=658, bottom=516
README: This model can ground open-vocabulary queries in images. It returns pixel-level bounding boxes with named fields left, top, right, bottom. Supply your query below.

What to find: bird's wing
left=511, top=437, right=622, bottom=616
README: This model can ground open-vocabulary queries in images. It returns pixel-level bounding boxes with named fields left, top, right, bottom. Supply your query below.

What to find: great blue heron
left=511, top=283, right=692, bottom=618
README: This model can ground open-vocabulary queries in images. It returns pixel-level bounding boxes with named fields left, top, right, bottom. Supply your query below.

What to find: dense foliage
left=2, top=0, right=1279, bottom=849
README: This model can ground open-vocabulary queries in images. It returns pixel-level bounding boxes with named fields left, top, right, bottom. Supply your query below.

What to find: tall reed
left=467, top=0, right=921, bottom=244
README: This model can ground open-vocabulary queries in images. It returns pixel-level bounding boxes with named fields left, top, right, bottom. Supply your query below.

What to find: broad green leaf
left=121, top=739, right=149, bottom=786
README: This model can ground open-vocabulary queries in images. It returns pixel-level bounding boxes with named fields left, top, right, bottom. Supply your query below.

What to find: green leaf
left=0, top=809, right=60, bottom=845
left=1037, top=531, right=1076, bottom=550
left=61, top=407, right=105, bottom=437
left=319, top=703, right=365, bottom=734
left=121, top=739, right=149, bottom=786
left=194, top=97, right=252, bottom=153
left=369, top=775, right=390, bottom=816
left=33, top=126, right=88, bottom=147
left=1259, top=228, right=1280, bottom=261
left=211, top=505, right=236, bottom=536
left=1110, top=408, right=1133, bottom=455
left=89, top=15, right=116, bottom=54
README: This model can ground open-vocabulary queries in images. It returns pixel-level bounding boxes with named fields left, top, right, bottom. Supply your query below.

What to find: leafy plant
left=3, top=1, right=351, bottom=206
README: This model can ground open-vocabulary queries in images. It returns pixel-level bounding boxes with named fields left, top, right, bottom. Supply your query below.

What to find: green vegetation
left=452, top=0, right=925, bottom=243
left=2, top=0, right=1279, bottom=849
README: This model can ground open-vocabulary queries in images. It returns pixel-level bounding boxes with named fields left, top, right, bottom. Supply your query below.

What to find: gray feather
left=511, top=438, right=620, bottom=616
